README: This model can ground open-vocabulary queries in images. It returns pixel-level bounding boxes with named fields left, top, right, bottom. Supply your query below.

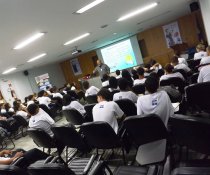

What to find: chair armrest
left=83, top=154, right=97, bottom=174
left=44, top=156, right=54, bottom=164
left=11, top=157, right=24, bottom=165
left=88, top=161, right=113, bottom=175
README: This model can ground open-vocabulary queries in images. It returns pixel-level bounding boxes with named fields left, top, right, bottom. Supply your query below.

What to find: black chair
left=84, top=103, right=96, bottom=122
left=172, top=167, right=210, bottom=175
left=39, top=104, right=52, bottom=117
left=110, top=90, right=120, bottom=100
left=187, top=59, right=201, bottom=72
left=86, top=95, right=97, bottom=104
left=13, top=115, right=28, bottom=136
left=0, top=165, right=28, bottom=175
left=190, top=73, right=199, bottom=84
left=115, top=99, right=137, bottom=117
left=173, top=69, right=188, bottom=80
left=27, top=128, right=57, bottom=154
left=132, top=84, right=145, bottom=95
left=80, top=121, right=125, bottom=163
left=160, top=77, right=186, bottom=93
left=63, top=109, right=86, bottom=125
left=123, top=114, right=168, bottom=165
left=185, top=82, right=210, bottom=113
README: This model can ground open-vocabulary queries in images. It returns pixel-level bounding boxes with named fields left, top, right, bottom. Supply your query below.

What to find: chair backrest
left=52, top=126, right=89, bottom=152
left=62, top=109, right=85, bottom=125
left=39, top=104, right=52, bottom=116
left=170, top=115, right=210, bottom=155
left=190, top=72, right=199, bottom=84
left=67, top=90, right=79, bottom=100
left=123, top=114, right=168, bottom=146
left=173, top=69, right=187, bottom=80
left=115, top=99, right=137, bottom=117
left=86, top=95, right=97, bottom=104
left=132, top=84, right=145, bottom=95
left=185, top=82, right=210, bottom=112
left=80, top=121, right=121, bottom=149
left=84, top=103, right=96, bottom=122
left=160, top=77, right=185, bottom=93
left=187, top=59, right=201, bottom=71
left=27, top=128, right=56, bottom=148
left=13, top=115, right=28, bottom=127
left=0, top=165, right=28, bottom=175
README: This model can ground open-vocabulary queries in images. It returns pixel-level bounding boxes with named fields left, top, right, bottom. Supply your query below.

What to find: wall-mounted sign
left=70, top=58, right=82, bottom=76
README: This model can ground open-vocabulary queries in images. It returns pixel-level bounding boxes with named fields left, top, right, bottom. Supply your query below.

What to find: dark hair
left=27, top=104, right=39, bottom=116
left=14, top=103, right=21, bottom=112
left=171, top=56, right=179, bottom=64
left=144, top=63, right=151, bottom=71
left=4, top=103, right=10, bottom=112
left=109, top=76, right=118, bottom=89
left=116, top=70, right=120, bottom=76
left=97, top=88, right=112, bottom=101
left=137, top=67, right=145, bottom=76
left=149, top=72, right=160, bottom=81
left=28, top=95, right=34, bottom=101
left=121, top=70, right=133, bottom=87
left=131, top=69, right=138, bottom=80
left=145, top=76, right=159, bottom=93
left=164, top=64, right=174, bottom=73
left=118, top=78, right=129, bottom=91
left=102, top=74, right=109, bottom=81
left=38, top=90, right=45, bottom=97
left=149, top=59, right=157, bottom=66
left=83, top=81, right=90, bottom=90
left=62, top=94, right=72, bottom=106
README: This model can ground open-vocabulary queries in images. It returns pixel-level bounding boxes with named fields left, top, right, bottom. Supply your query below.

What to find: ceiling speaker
left=23, top=70, right=29, bottom=76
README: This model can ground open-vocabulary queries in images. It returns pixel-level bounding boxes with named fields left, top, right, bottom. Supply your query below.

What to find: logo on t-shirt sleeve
left=152, top=99, right=158, bottom=106
left=99, top=105, right=104, bottom=108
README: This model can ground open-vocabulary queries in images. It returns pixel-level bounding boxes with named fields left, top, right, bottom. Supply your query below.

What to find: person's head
left=144, top=63, right=151, bottom=72
left=171, top=56, right=179, bottom=66
left=145, top=76, right=159, bottom=94
left=149, top=59, right=157, bottom=66
left=14, top=102, right=21, bottom=112
left=109, top=76, right=118, bottom=89
left=136, top=67, right=145, bottom=78
left=118, top=78, right=129, bottom=91
left=62, top=94, right=72, bottom=106
left=51, top=86, right=58, bottom=93
left=121, top=69, right=132, bottom=80
left=102, top=74, right=109, bottom=81
left=4, top=103, right=11, bottom=111
left=206, top=46, right=210, bottom=56
left=149, top=72, right=160, bottom=81
left=27, top=104, right=39, bottom=116
left=38, top=90, right=45, bottom=97
left=196, top=43, right=205, bottom=52
left=28, top=95, right=34, bottom=101
left=97, top=88, right=112, bottom=102
left=131, top=69, right=138, bottom=80
left=97, top=59, right=102, bottom=66
left=164, top=64, right=174, bottom=74
left=83, top=81, right=90, bottom=90
left=116, top=70, right=120, bottom=76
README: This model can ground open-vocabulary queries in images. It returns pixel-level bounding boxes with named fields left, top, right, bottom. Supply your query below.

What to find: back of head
left=122, top=69, right=131, bottom=79
left=83, top=81, right=90, bottom=90
left=38, top=90, right=45, bottom=97
left=28, top=95, right=34, bottom=101
left=102, top=74, right=109, bottom=81
left=97, top=88, right=112, bottom=101
left=116, top=70, right=120, bottom=76
left=171, top=56, right=179, bottom=65
left=137, top=67, right=145, bottom=76
left=150, top=72, right=160, bottom=81
left=149, top=59, right=157, bottom=66
left=62, top=94, right=72, bottom=106
left=118, top=78, right=129, bottom=91
left=164, top=64, right=174, bottom=74
left=14, top=102, right=21, bottom=112
left=145, top=76, right=159, bottom=94
left=27, top=103, right=39, bottom=116
left=196, top=43, right=205, bottom=51
left=109, top=76, right=118, bottom=89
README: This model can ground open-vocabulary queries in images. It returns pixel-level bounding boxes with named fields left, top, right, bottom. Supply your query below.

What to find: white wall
left=0, top=63, right=66, bottom=103
left=200, top=0, right=210, bottom=44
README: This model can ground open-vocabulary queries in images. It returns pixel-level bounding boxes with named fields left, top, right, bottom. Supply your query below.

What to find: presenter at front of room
left=93, top=59, right=110, bottom=82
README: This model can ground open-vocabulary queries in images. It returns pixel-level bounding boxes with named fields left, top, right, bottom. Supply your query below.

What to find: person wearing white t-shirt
left=171, top=56, right=191, bottom=73
left=115, top=70, right=122, bottom=79
left=197, top=65, right=210, bottom=83
left=133, top=67, right=146, bottom=86
left=108, top=77, right=119, bottom=92
left=113, top=78, right=138, bottom=103
left=137, top=76, right=174, bottom=126
left=93, top=89, right=124, bottom=134
left=62, top=94, right=86, bottom=116
left=51, top=86, right=63, bottom=99
left=101, top=74, right=110, bottom=87
left=194, top=44, right=207, bottom=60
left=14, top=103, right=29, bottom=121
left=27, top=94, right=36, bottom=107
left=37, top=90, right=51, bottom=108
left=83, top=81, right=100, bottom=97
left=160, top=64, right=185, bottom=82
left=200, top=46, right=210, bottom=65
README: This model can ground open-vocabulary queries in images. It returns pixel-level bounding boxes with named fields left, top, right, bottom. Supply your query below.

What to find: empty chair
left=132, top=84, right=145, bottom=95
left=84, top=103, right=96, bottom=122
left=63, top=109, right=86, bottom=125
left=86, top=95, right=97, bottom=104
left=115, top=99, right=137, bottom=117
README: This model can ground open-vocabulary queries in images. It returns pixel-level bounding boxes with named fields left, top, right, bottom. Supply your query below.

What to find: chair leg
left=121, top=148, right=126, bottom=165
left=66, top=147, right=68, bottom=162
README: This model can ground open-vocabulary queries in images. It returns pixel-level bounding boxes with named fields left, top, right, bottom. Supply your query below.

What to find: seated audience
left=46, top=86, right=52, bottom=95
left=149, top=59, right=162, bottom=73
left=200, top=45, right=210, bottom=65
left=171, top=56, right=191, bottom=73
left=27, top=94, right=36, bottom=107
left=0, top=103, right=14, bottom=114
left=131, top=69, right=139, bottom=80
left=174, top=50, right=188, bottom=66
left=51, top=86, right=63, bottom=99
left=108, top=76, right=118, bottom=92
left=137, top=75, right=174, bottom=126
left=194, top=43, right=207, bottom=60
left=102, top=74, right=110, bottom=87
left=62, top=94, right=86, bottom=116
left=83, top=81, right=99, bottom=97
left=70, top=82, right=77, bottom=91
left=37, top=90, right=51, bottom=108
left=121, top=69, right=133, bottom=88
left=113, top=78, right=138, bottom=103
left=92, top=88, right=124, bottom=134
left=143, top=63, right=152, bottom=77
left=160, top=64, right=185, bottom=81
left=133, top=67, right=146, bottom=86
left=14, top=103, right=29, bottom=120
left=115, top=70, right=121, bottom=79
left=197, top=64, right=210, bottom=83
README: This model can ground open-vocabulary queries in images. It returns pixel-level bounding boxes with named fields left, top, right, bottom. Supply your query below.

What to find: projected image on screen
left=101, top=39, right=137, bottom=72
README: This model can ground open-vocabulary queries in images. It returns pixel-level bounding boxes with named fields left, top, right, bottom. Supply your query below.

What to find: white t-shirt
left=92, top=101, right=124, bottom=133
left=52, top=92, right=63, bottom=99
left=27, top=100, right=35, bottom=107
left=46, top=90, right=52, bottom=95
left=133, top=78, right=146, bottom=86
left=37, top=96, right=51, bottom=108
left=62, top=101, right=86, bottom=116
left=178, top=57, right=188, bottom=66
left=174, top=63, right=191, bottom=72
left=16, top=110, right=28, bottom=120
left=137, top=91, right=174, bottom=126
left=116, top=75, right=122, bottom=79
left=194, top=51, right=207, bottom=60
left=198, top=65, right=210, bottom=83
left=200, top=56, right=210, bottom=65
left=29, top=108, right=55, bottom=137
left=113, top=91, right=138, bottom=103
left=85, top=86, right=100, bottom=97
left=160, top=72, right=185, bottom=81
left=102, top=81, right=109, bottom=87
left=0, top=108, right=14, bottom=114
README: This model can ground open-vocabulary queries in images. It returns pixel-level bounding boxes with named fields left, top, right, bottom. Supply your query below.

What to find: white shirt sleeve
left=137, top=97, right=143, bottom=115
left=113, top=102, right=124, bottom=118
left=130, top=92, right=138, bottom=103
left=41, top=109, right=55, bottom=125
left=198, top=70, right=203, bottom=83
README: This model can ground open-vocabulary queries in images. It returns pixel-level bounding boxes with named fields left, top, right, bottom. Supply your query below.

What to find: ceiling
left=0, top=0, right=193, bottom=74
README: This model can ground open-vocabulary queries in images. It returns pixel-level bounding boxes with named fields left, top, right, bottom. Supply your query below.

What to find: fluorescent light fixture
left=27, top=53, right=47, bottom=62
left=13, top=32, right=45, bottom=50
left=117, top=2, right=158, bottom=21
left=2, top=67, right=17, bottom=74
left=64, top=33, right=90, bottom=45
left=76, top=0, right=105, bottom=14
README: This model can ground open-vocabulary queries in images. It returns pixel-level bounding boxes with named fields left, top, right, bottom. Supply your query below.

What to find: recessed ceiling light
left=2, top=67, right=17, bottom=74
left=113, top=33, right=117, bottom=35
left=76, top=0, right=105, bottom=14
left=64, top=33, right=90, bottom=46
left=27, top=53, right=47, bottom=62
left=13, top=32, right=45, bottom=50
left=117, top=2, right=158, bottom=22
